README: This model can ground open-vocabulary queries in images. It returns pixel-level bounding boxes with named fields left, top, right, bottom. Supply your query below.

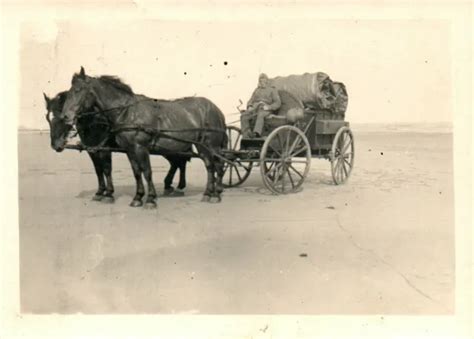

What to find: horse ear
left=79, top=66, right=86, bottom=78
left=43, top=92, right=50, bottom=107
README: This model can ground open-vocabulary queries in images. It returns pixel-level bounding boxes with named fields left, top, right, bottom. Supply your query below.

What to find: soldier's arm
left=268, top=89, right=282, bottom=111
left=246, top=89, right=258, bottom=108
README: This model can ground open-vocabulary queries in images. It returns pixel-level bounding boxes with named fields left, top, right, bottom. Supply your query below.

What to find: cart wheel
left=330, top=126, right=354, bottom=185
left=260, top=125, right=311, bottom=194
left=222, top=126, right=253, bottom=188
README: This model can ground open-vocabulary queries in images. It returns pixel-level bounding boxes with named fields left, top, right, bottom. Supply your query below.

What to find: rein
left=111, top=125, right=227, bottom=135
left=66, top=98, right=228, bottom=154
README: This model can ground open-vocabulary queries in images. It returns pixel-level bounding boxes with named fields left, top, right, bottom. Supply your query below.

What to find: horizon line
left=17, top=121, right=453, bottom=131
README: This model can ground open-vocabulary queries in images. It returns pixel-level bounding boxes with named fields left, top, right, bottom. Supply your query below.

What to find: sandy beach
left=18, top=126, right=454, bottom=314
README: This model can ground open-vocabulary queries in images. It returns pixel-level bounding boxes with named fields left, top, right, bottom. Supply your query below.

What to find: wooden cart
left=63, top=106, right=354, bottom=196
left=221, top=108, right=355, bottom=194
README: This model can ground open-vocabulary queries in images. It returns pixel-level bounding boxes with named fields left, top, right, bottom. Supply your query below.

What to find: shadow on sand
left=76, top=185, right=204, bottom=200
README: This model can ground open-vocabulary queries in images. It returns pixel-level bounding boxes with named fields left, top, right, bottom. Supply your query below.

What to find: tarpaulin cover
left=270, top=72, right=348, bottom=115
left=276, top=90, right=304, bottom=122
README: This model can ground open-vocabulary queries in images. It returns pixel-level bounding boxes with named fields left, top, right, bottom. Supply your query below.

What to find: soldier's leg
left=253, top=110, right=272, bottom=136
left=240, top=113, right=254, bottom=137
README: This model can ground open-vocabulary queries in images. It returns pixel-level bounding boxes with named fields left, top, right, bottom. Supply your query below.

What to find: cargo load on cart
left=269, top=72, right=348, bottom=118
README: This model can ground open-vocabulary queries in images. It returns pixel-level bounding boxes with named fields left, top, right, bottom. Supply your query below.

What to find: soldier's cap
left=259, top=73, right=269, bottom=80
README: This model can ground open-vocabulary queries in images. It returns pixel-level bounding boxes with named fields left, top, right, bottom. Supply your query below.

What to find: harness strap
left=68, top=98, right=228, bottom=159
left=69, top=125, right=233, bottom=165
left=110, top=125, right=226, bottom=135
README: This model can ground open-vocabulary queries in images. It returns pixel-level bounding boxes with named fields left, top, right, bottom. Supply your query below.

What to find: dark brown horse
left=44, top=90, right=190, bottom=202
left=59, top=67, right=227, bottom=208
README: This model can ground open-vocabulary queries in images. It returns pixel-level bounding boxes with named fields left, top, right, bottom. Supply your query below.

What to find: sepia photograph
left=1, top=1, right=472, bottom=338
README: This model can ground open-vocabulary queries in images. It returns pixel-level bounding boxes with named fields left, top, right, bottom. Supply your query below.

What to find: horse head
left=61, top=67, right=100, bottom=126
left=44, top=91, right=74, bottom=152
left=62, top=67, right=134, bottom=126
left=44, top=74, right=98, bottom=153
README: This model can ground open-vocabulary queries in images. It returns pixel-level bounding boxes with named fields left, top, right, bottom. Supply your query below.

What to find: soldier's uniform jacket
left=247, top=85, right=282, bottom=111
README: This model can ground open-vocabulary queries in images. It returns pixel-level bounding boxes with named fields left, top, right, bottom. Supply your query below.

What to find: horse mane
left=71, top=71, right=134, bottom=95
left=98, top=75, right=134, bottom=95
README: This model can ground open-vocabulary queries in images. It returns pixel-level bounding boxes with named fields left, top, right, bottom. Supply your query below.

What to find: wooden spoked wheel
left=330, top=126, right=355, bottom=185
left=260, top=125, right=311, bottom=194
left=222, top=126, right=253, bottom=188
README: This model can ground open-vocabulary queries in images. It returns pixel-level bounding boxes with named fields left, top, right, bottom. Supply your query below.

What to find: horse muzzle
left=53, top=144, right=65, bottom=153
left=52, top=139, right=67, bottom=152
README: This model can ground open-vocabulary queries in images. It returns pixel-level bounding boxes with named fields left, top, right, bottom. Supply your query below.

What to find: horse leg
left=208, top=159, right=223, bottom=204
left=163, top=156, right=178, bottom=195
left=88, top=152, right=106, bottom=201
left=176, top=158, right=187, bottom=194
left=127, top=152, right=145, bottom=207
left=135, top=145, right=157, bottom=209
left=101, top=151, right=115, bottom=203
left=199, top=155, right=214, bottom=202
left=169, top=158, right=187, bottom=197
left=213, top=156, right=225, bottom=203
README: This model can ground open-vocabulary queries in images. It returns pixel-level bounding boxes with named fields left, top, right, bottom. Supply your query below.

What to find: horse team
left=44, top=67, right=227, bottom=208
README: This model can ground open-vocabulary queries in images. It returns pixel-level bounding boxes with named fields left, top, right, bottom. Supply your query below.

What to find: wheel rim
left=222, top=126, right=253, bottom=188
left=260, top=125, right=311, bottom=194
left=331, top=127, right=354, bottom=185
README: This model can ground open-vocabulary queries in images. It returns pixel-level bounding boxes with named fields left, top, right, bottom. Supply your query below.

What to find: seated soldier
left=240, top=73, right=282, bottom=137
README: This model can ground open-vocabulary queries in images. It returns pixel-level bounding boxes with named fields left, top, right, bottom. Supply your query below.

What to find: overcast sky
left=20, top=18, right=451, bottom=129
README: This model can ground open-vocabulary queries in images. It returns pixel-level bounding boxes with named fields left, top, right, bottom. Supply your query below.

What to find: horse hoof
left=92, top=194, right=103, bottom=201
left=102, top=196, right=115, bottom=204
left=201, top=195, right=211, bottom=202
left=144, top=201, right=157, bottom=209
left=130, top=200, right=143, bottom=207
left=209, top=196, right=222, bottom=203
